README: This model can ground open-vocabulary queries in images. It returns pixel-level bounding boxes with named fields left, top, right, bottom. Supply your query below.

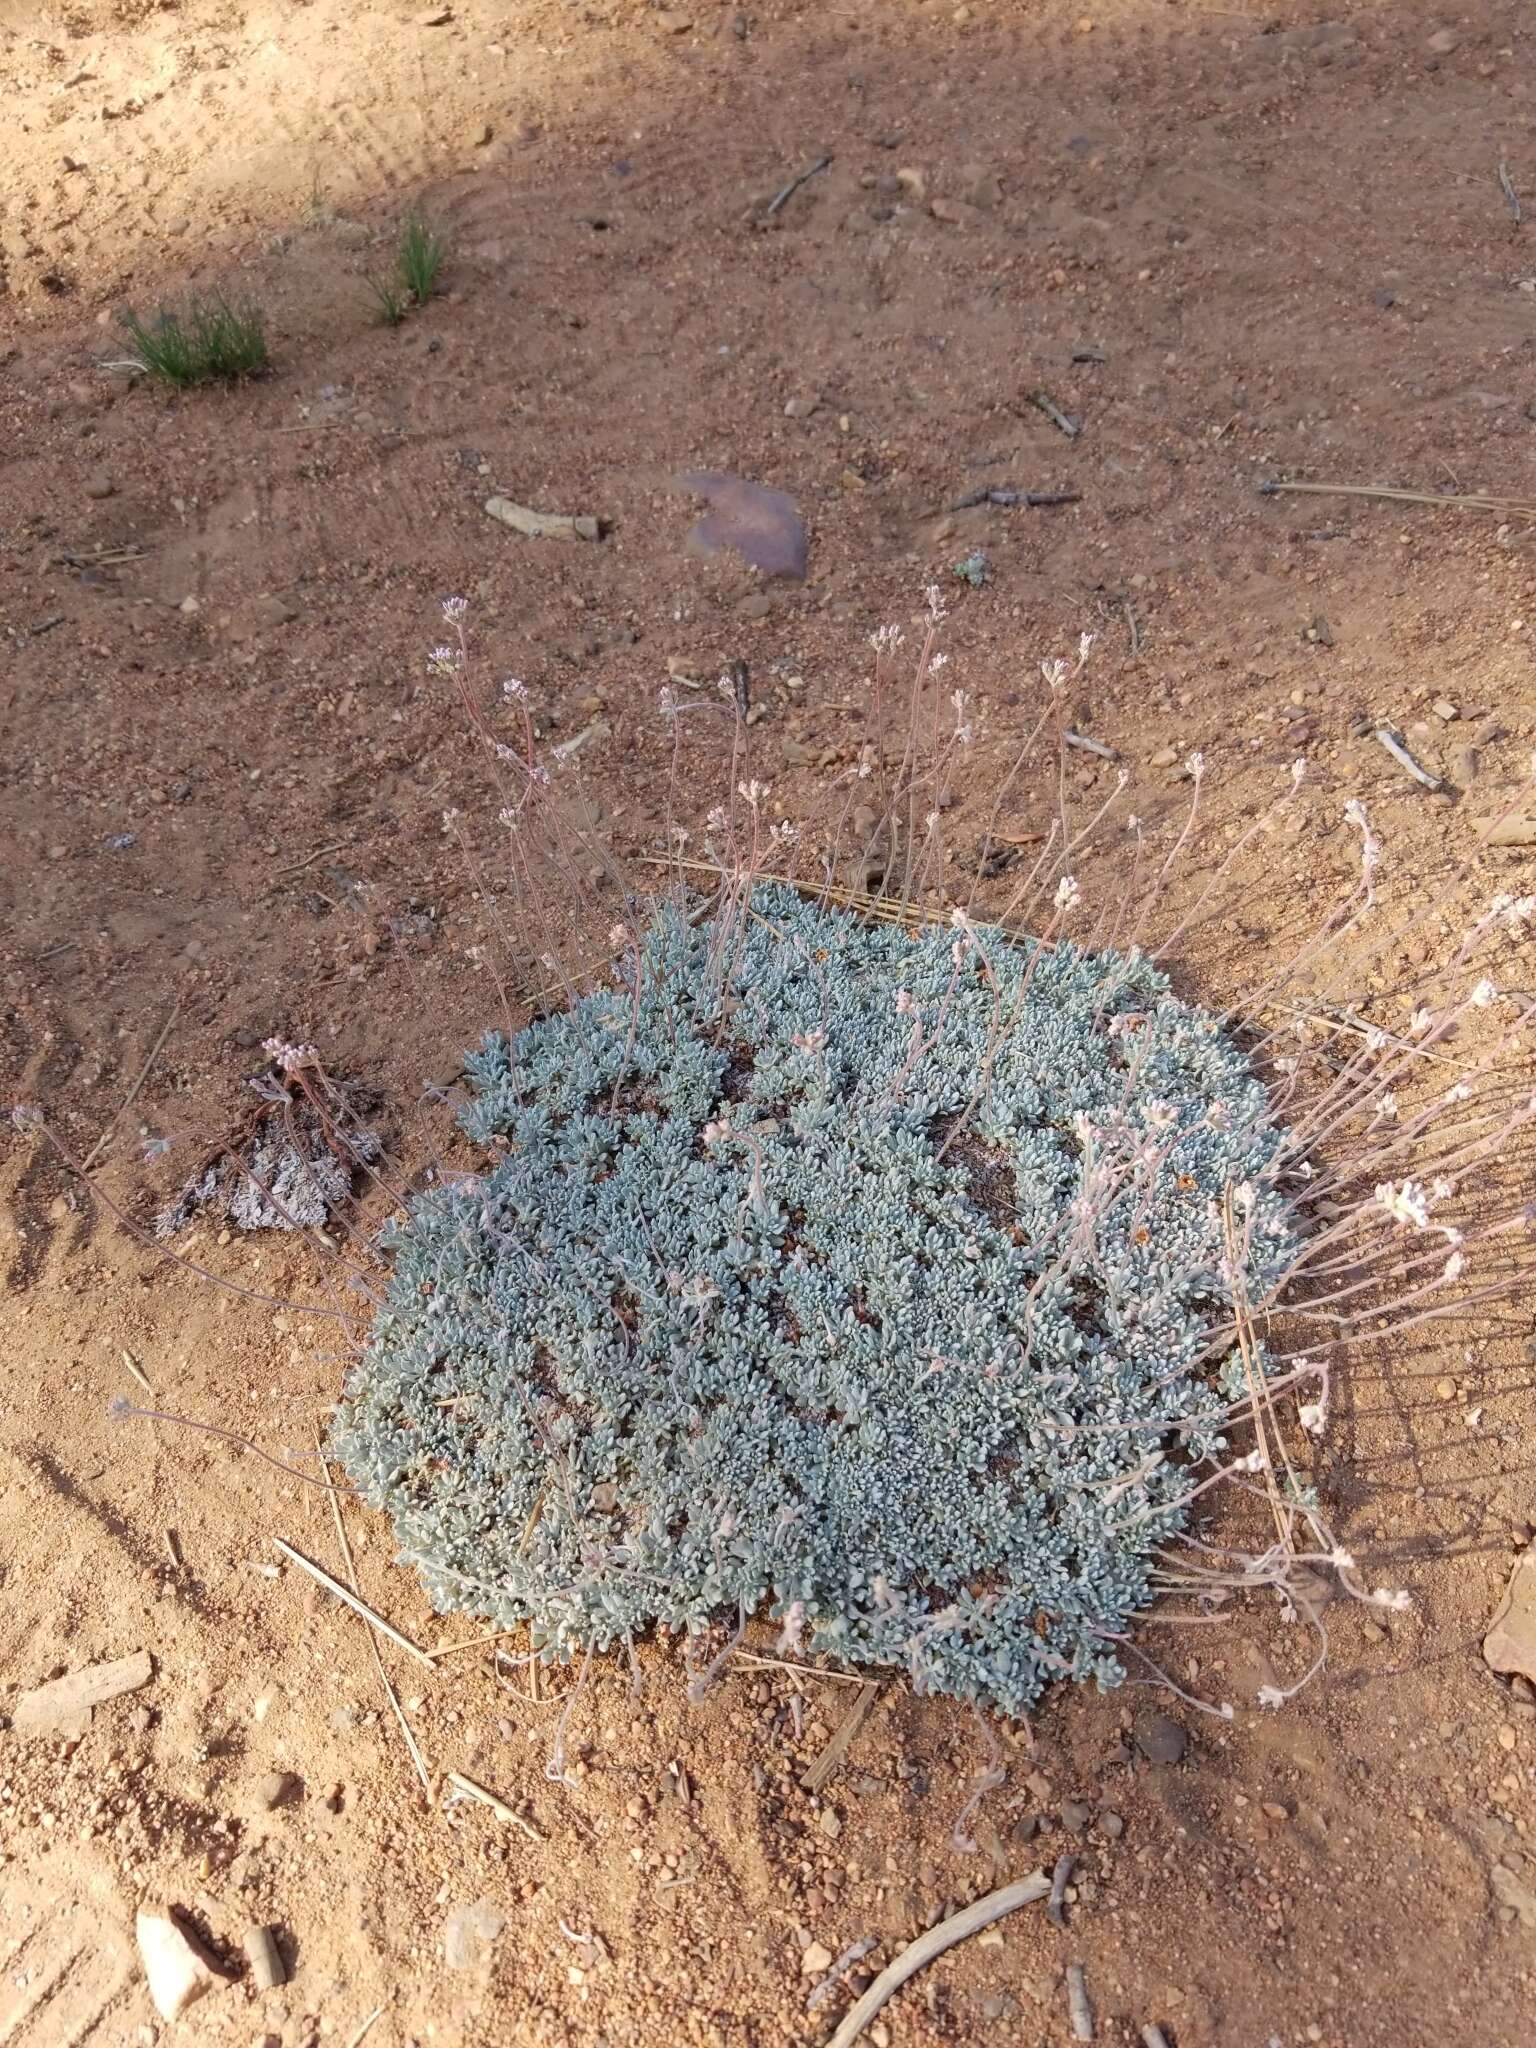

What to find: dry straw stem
left=825, top=1874, right=1051, bottom=2048
left=799, top=1679, right=881, bottom=1793
left=1259, top=476, right=1536, bottom=519
left=81, top=994, right=182, bottom=1171
left=317, top=1426, right=431, bottom=1797
left=445, top=1770, right=545, bottom=1841
left=342, top=2009, right=383, bottom=2048
left=272, top=1539, right=435, bottom=1669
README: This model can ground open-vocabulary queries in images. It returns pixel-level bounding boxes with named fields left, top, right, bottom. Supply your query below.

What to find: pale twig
left=1371, top=725, right=1442, bottom=791
left=343, top=2008, right=383, bottom=2048
left=272, top=1538, right=435, bottom=1668
left=1259, top=477, right=1536, bottom=519
left=120, top=1348, right=154, bottom=1393
left=81, top=995, right=182, bottom=1171
left=270, top=840, right=349, bottom=884
left=764, top=153, right=832, bottom=216
left=728, top=1649, right=868, bottom=1685
left=1067, top=1962, right=1095, bottom=2041
left=807, top=1936, right=878, bottom=2012
left=317, top=1427, right=431, bottom=1796
left=423, top=1627, right=523, bottom=1662
left=1499, top=159, right=1522, bottom=226
left=1141, top=2027, right=1172, bottom=2048
left=826, top=1875, right=1051, bottom=2048
left=446, top=1770, right=545, bottom=1841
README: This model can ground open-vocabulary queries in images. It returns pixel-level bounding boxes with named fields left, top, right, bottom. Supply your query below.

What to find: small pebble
left=84, top=472, right=115, bottom=500
left=1098, top=1811, right=1124, bottom=1838
left=801, top=1941, right=834, bottom=1976
left=1133, top=1709, right=1188, bottom=1765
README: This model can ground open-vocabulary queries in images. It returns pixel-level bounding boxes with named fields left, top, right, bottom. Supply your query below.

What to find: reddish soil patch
left=4, top=3, right=1536, bottom=2044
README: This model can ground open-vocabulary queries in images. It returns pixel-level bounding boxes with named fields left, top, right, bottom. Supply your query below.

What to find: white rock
left=443, top=1898, right=505, bottom=1970
left=136, top=1909, right=220, bottom=2021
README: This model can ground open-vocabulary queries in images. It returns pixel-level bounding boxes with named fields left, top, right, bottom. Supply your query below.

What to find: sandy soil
left=4, top=1, right=1536, bottom=2043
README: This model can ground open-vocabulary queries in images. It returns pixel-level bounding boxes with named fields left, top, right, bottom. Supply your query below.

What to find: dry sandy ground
left=4, top=1, right=1536, bottom=2043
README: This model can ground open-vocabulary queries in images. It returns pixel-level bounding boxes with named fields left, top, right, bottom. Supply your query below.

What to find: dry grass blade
left=825, top=1874, right=1051, bottom=2047
left=272, top=1538, right=435, bottom=1668
left=445, top=1769, right=546, bottom=1841
left=81, top=995, right=182, bottom=1172
left=120, top=1348, right=154, bottom=1393
left=648, top=854, right=1041, bottom=941
left=317, top=1426, right=431, bottom=1796
left=729, top=1649, right=868, bottom=1685
left=799, top=1679, right=880, bottom=1793
left=1259, top=477, right=1536, bottom=519
left=423, top=1627, right=522, bottom=1662
left=342, top=2008, right=383, bottom=2048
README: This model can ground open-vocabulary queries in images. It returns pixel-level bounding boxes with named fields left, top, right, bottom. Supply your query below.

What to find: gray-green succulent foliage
left=333, top=887, right=1296, bottom=1715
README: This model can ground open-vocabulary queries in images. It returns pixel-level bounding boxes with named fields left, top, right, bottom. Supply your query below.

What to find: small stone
left=1486, top=1544, right=1536, bottom=1684
left=1148, top=744, right=1179, bottom=769
left=136, top=1909, right=222, bottom=2021
left=1432, top=696, right=1460, bottom=721
left=48, top=844, right=67, bottom=861
left=84, top=472, right=115, bottom=499
left=1498, top=1724, right=1518, bottom=1751
left=1261, top=1800, right=1290, bottom=1822
left=1425, top=28, right=1459, bottom=56
left=178, top=595, right=201, bottom=615
left=801, top=1941, right=834, bottom=1975
left=896, top=167, right=927, bottom=201
left=931, top=196, right=983, bottom=229
left=1436, top=1376, right=1457, bottom=1400
left=1098, top=1811, right=1124, bottom=1838
left=739, top=591, right=773, bottom=620
left=1060, top=1799, right=1092, bottom=1832
left=1133, top=1709, right=1188, bottom=1765
left=443, top=1897, right=505, bottom=1970
left=257, top=1772, right=295, bottom=1810
left=960, top=165, right=1003, bottom=211
left=656, top=7, right=694, bottom=28
left=870, top=2027, right=891, bottom=2048
left=1493, top=1862, right=1536, bottom=1928
left=251, top=593, right=300, bottom=630
left=818, top=1806, right=842, bottom=1838
left=784, top=394, right=821, bottom=419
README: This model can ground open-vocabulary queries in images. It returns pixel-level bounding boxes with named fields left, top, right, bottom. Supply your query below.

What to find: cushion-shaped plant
left=332, top=886, right=1296, bottom=1715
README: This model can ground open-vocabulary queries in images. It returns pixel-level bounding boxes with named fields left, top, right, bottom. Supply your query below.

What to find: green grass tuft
left=120, top=296, right=270, bottom=387
left=368, top=276, right=409, bottom=328
left=368, top=214, right=450, bottom=330
left=396, top=214, right=448, bottom=306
